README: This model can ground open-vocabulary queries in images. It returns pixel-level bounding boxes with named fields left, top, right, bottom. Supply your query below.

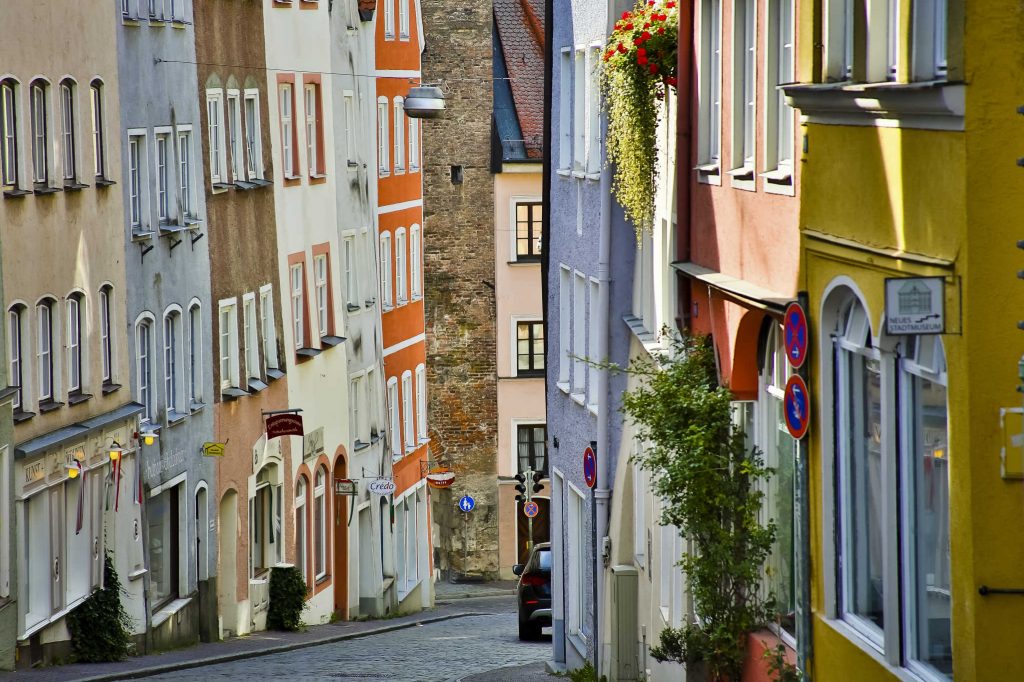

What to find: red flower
left=638, top=56, right=648, bottom=65
left=649, top=64, right=658, bottom=74
left=643, top=22, right=651, bottom=29
left=637, top=47, right=647, bottom=56
left=624, top=22, right=633, bottom=30
left=657, top=27, right=665, bottom=34
left=642, top=30, right=652, bottom=40
left=666, top=75, right=678, bottom=87
left=617, top=42, right=627, bottom=53
left=622, top=10, right=630, bottom=19
left=666, top=0, right=676, bottom=7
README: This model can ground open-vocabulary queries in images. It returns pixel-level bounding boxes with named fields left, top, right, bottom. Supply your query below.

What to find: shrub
left=267, top=565, right=307, bottom=631
left=67, top=553, right=133, bottom=662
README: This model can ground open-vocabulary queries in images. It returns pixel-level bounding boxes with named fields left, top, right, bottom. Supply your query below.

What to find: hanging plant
left=602, top=0, right=679, bottom=237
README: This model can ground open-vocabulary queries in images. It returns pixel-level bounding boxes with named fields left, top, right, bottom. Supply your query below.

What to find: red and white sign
left=266, top=413, right=304, bottom=439
left=583, top=446, right=597, bottom=489
left=426, top=467, right=455, bottom=489
left=783, top=302, right=809, bottom=369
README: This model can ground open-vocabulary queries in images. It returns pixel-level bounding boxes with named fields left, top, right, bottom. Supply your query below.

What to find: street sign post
left=784, top=302, right=809, bottom=369
left=583, top=446, right=597, bottom=488
left=523, top=500, right=539, bottom=518
left=458, top=495, right=475, bottom=513
left=784, top=375, right=811, bottom=440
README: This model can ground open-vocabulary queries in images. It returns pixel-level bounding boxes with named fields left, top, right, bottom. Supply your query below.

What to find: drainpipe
left=676, top=0, right=694, bottom=330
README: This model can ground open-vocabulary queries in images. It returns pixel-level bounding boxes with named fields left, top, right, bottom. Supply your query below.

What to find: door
left=333, top=455, right=349, bottom=618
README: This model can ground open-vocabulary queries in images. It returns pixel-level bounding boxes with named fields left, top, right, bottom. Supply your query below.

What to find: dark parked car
left=513, top=542, right=551, bottom=640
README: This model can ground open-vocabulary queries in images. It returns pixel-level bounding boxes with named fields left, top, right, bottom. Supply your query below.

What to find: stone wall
left=421, top=0, right=499, bottom=578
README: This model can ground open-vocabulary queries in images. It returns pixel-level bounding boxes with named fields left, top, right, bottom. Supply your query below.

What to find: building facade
left=115, top=0, right=218, bottom=649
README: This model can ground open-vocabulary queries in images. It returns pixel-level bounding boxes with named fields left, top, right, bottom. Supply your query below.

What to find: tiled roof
left=494, top=0, right=545, bottom=159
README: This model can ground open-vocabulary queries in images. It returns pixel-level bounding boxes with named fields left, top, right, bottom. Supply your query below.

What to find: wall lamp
left=403, top=85, right=446, bottom=119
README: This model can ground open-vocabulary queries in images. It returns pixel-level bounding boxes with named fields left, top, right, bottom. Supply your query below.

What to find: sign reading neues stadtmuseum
left=884, top=276, right=945, bottom=335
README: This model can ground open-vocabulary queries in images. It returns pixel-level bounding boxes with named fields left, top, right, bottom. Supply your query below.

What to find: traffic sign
left=523, top=500, right=539, bottom=518
left=583, top=446, right=597, bottom=488
left=458, top=495, right=476, bottom=512
left=784, top=302, right=809, bottom=369
left=784, top=375, right=811, bottom=440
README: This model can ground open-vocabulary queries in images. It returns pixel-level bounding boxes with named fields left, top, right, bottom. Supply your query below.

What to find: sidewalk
left=434, top=578, right=518, bottom=602
left=0, top=594, right=511, bottom=682
left=456, top=661, right=555, bottom=681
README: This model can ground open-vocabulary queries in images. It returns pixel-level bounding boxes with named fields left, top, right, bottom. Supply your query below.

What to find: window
left=188, top=303, right=202, bottom=404
left=148, top=486, right=181, bottom=608
left=66, top=295, right=82, bottom=394
left=0, top=447, right=8, bottom=599
left=122, top=0, right=132, bottom=17
left=351, top=375, right=363, bottom=444
left=388, top=377, right=400, bottom=456
left=168, top=0, right=180, bottom=21
left=383, top=0, right=394, bottom=38
left=128, top=134, right=145, bottom=229
left=343, top=237, right=358, bottom=309
left=573, top=50, right=585, bottom=171
left=8, top=307, right=24, bottom=411
left=399, top=0, right=410, bottom=38
left=60, top=81, right=76, bottom=181
left=572, top=272, right=586, bottom=394
left=260, top=286, right=279, bottom=371
left=567, top=486, right=586, bottom=637
left=304, top=83, right=319, bottom=176
left=137, top=318, right=154, bottom=422
left=313, top=253, right=329, bottom=337
left=244, top=296, right=259, bottom=381
left=415, top=364, right=426, bottom=441
left=279, top=83, right=296, bottom=177
left=244, top=90, right=264, bottom=179
left=156, top=133, right=170, bottom=221
left=558, top=265, right=570, bottom=386
left=395, top=228, right=407, bottom=304
left=401, top=371, right=414, bottom=451
left=178, top=130, right=193, bottom=218
left=558, top=49, right=571, bottom=170
left=1, top=80, right=18, bottom=187
left=380, top=232, right=393, bottom=308
left=408, top=116, right=419, bottom=172
left=343, top=91, right=357, bottom=167
left=227, top=91, right=243, bottom=181
left=410, top=225, right=422, bottom=299
left=515, top=202, right=543, bottom=260
left=148, top=0, right=159, bottom=19
left=314, top=468, right=327, bottom=579
left=732, top=0, right=756, bottom=174
left=633, top=449, right=647, bottom=567
left=377, top=97, right=389, bottom=176
left=887, top=0, right=899, bottom=80
left=516, top=321, right=544, bottom=376
left=218, top=302, right=239, bottom=390
left=30, top=81, right=49, bottom=185
left=825, top=0, right=854, bottom=81
left=912, top=0, right=947, bottom=80
left=699, top=0, right=722, bottom=169
left=206, top=90, right=226, bottom=184
left=290, top=263, right=305, bottom=349
left=37, top=300, right=54, bottom=403
left=90, top=82, right=105, bottom=178
left=393, top=98, right=405, bottom=172
left=517, top=424, right=547, bottom=475
left=164, top=311, right=182, bottom=417
left=586, top=47, right=601, bottom=175
left=99, top=287, right=112, bottom=384
left=766, top=0, right=794, bottom=180
left=295, top=477, right=308, bottom=584
left=587, top=279, right=599, bottom=407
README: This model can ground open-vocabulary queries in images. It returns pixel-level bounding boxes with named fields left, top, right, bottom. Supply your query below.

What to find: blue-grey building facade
left=115, top=0, right=217, bottom=650
left=546, top=0, right=634, bottom=672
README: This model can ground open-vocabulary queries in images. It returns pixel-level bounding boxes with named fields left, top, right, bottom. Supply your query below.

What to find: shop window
left=148, top=483, right=181, bottom=608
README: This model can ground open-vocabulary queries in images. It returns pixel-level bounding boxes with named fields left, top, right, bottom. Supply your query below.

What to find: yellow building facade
left=786, top=2, right=1024, bottom=680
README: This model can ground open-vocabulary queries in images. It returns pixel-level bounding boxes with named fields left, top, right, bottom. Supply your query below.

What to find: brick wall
left=421, top=0, right=499, bottom=578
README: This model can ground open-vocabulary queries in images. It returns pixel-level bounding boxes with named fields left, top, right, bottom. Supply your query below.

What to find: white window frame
left=343, top=235, right=359, bottom=311
left=415, top=364, right=426, bottom=442
left=825, top=0, right=855, bottom=81
left=37, top=300, right=55, bottom=403
left=8, top=307, right=24, bottom=410
left=99, top=287, right=112, bottom=385
left=912, top=0, right=947, bottom=80
left=259, top=284, right=279, bottom=371
left=1, top=81, right=19, bottom=187
left=279, top=83, right=295, bottom=178
left=387, top=376, right=401, bottom=457
left=398, top=0, right=410, bottom=39
left=350, top=372, right=364, bottom=444
left=30, top=81, right=49, bottom=186
left=314, top=468, right=327, bottom=580
left=567, top=483, right=587, bottom=640
left=380, top=231, right=393, bottom=309
left=243, top=293, right=260, bottom=382
left=377, top=97, right=389, bottom=176
left=243, top=89, right=264, bottom=180
left=227, top=89, right=243, bottom=182
left=558, top=49, right=571, bottom=171
left=188, top=301, right=203, bottom=405
left=304, top=83, right=318, bottom=176
left=218, top=299, right=240, bottom=390
left=571, top=271, right=586, bottom=398
left=393, top=98, right=405, bottom=173
left=408, top=115, right=419, bottom=172
left=343, top=90, right=357, bottom=169
left=585, top=46, right=601, bottom=176
left=206, top=90, right=226, bottom=185
left=572, top=48, right=586, bottom=173
left=698, top=0, right=723, bottom=178
left=314, top=253, right=329, bottom=338
left=90, top=82, right=105, bottom=179
left=154, top=129, right=172, bottom=222
left=558, top=265, right=570, bottom=389
left=163, top=308, right=183, bottom=419
left=587, top=278, right=599, bottom=410
left=731, top=0, right=756, bottom=181
left=176, top=127, right=194, bottom=219
left=383, top=0, right=395, bottom=38
left=632, top=446, right=646, bottom=568
left=401, top=370, right=414, bottom=452
left=764, top=0, right=795, bottom=189
left=395, top=227, right=407, bottom=304
left=410, top=224, right=422, bottom=299
left=290, top=263, right=305, bottom=350
left=127, top=130, right=148, bottom=231
left=295, top=477, right=308, bottom=584
left=59, top=80, right=76, bottom=182
left=136, top=315, right=155, bottom=423
left=66, top=295, right=82, bottom=394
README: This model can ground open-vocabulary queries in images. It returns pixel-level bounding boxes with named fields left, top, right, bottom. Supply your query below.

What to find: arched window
left=188, top=301, right=202, bottom=405
left=36, top=297, right=56, bottom=403
left=90, top=80, right=106, bottom=178
left=1, top=79, right=19, bottom=187
left=393, top=97, right=405, bottom=172
left=136, top=316, right=155, bottom=423
left=98, top=285, right=113, bottom=385
left=164, top=308, right=184, bottom=418
left=59, top=79, right=77, bottom=182
left=7, top=304, right=26, bottom=410
left=395, top=227, right=406, bottom=304
left=379, top=232, right=393, bottom=308
left=66, top=292, right=84, bottom=395
left=314, top=467, right=327, bottom=580
left=295, top=476, right=308, bottom=585
left=29, top=80, right=49, bottom=186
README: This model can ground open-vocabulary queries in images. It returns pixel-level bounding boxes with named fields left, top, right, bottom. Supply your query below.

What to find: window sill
left=250, top=178, right=272, bottom=187
left=127, top=567, right=148, bottom=582
left=159, top=222, right=190, bottom=235
left=220, top=386, right=249, bottom=401
left=695, top=163, right=721, bottom=185
left=33, top=186, right=62, bottom=196
left=309, top=172, right=327, bottom=179
left=95, top=176, right=117, bottom=187
left=247, top=378, right=269, bottom=394
left=102, top=381, right=122, bottom=395
left=728, top=166, right=756, bottom=192
left=507, top=258, right=541, bottom=266
left=364, top=298, right=376, bottom=307
left=571, top=170, right=586, bottom=179
left=556, top=168, right=571, bottom=177
left=67, top=392, right=93, bottom=406
left=131, top=229, right=155, bottom=242
left=418, top=436, right=430, bottom=445
left=166, top=410, right=189, bottom=425
left=587, top=402, right=598, bottom=416
left=233, top=179, right=258, bottom=190
left=354, top=440, right=371, bottom=452
left=3, top=188, right=31, bottom=198
left=121, top=17, right=141, bottom=26
left=820, top=617, right=929, bottom=682
left=63, top=182, right=89, bottom=191
left=347, top=303, right=362, bottom=313
left=212, top=181, right=234, bottom=192
left=38, top=400, right=64, bottom=413
left=409, top=166, right=420, bottom=174
left=266, top=368, right=285, bottom=381
left=556, top=381, right=570, bottom=394
left=320, top=335, right=345, bottom=348
left=296, top=347, right=322, bottom=359
left=569, top=392, right=585, bottom=406
left=190, top=400, right=207, bottom=414
left=13, top=409, right=35, bottom=424
left=315, top=573, right=330, bottom=586
left=515, top=371, right=545, bottom=379
left=584, top=172, right=601, bottom=181
left=782, top=79, right=964, bottom=131
left=152, top=597, right=192, bottom=630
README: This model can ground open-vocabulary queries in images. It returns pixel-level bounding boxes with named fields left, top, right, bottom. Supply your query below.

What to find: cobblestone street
left=143, top=596, right=552, bottom=682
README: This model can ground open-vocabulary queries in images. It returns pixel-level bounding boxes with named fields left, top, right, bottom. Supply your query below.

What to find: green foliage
left=601, top=0, right=679, bottom=236
left=763, top=642, right=802, bottom=681
left=621, top=333, right=777, bottom=682
left=67, top=553, right=133, bottom=663
left=553, top=661, right=608, bottom=682
left=267, top=565, right=308, bottom=631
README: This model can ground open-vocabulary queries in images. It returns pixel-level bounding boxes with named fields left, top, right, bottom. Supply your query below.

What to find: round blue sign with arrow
left=784, top=302, right=809, bottom=369
left=784, top=375, right=811, bottom=440
left=458, top=495, right=475, bottom=513
left=523, top=500, right=539, bottom=518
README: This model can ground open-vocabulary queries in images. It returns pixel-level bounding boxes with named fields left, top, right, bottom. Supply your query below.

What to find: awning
left=15, top=401, right=145, bottom=460
left=671, top=261, right=793, bottom=313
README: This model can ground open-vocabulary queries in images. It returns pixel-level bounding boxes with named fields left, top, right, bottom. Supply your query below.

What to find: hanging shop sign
left=426, top=466, right=455, bottom=489
left=784, top=375, right=811, bottom=440
left=884, top=276, right=944, bottom=335
left=266, top=412, right=304, bottom=439
left=368, top=479, right=397, bottom=496
left=202, top=442, right=226, bottom=457
left=583, top=446, right=597, bottom=489
left=783, top=302, right=809, bottom=369
left=334, top=479, right=358, bottom=496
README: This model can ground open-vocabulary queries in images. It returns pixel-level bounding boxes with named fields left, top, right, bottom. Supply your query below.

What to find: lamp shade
left=403, top=86, right=446, bottom=119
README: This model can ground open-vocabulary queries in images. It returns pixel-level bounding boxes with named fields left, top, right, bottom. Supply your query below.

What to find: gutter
left=676, top=0, right=694, bottom=329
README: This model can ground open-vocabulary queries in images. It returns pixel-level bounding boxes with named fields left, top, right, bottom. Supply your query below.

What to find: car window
left=537, top=549, right=551, bottom=571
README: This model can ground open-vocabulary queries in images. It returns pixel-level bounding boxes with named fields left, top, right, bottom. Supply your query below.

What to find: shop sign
left=426, top=467, right=455, bottom=489
left=266, top=412, right=304, bottom=439
left=368, top=478, right=396, bottom=495
left=202, top=442, right=226, bottom=457
left=303, top=427, right=325, bottom=461
left=334, top=479, right=358, bottom=496
left=884, top=277, right=944, bottom=335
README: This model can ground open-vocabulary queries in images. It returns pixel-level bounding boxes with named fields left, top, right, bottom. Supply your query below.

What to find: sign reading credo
left=266, top=412, right=304, bottom=439
left=368, top=479, right=396, bottom=496
left=426, top=467, right=455, bottom=489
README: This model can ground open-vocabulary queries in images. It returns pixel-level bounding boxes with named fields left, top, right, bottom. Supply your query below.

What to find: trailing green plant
left=620, top=333, right=777, bottom=682
left=553, top=661, right=608, bottom=682
left=67, top=552, right=133, bottom=663
left=267, top=565, right=308, bottom=631
left=763, top=641, right=802, bottom=682
left=601, top=0, right=678, bottom=236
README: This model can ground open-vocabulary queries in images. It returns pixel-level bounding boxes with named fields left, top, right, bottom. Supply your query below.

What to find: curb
left=435, top=589, right=516, bottom=603
left=70, top=611, right=490, bottom=682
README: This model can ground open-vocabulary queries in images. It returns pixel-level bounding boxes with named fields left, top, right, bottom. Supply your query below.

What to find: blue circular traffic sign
left=784, top=375, right=811, bottom=440
left=784, top=302, right=809, bottom=369
left=523, top=501, right=539, bottom=518
left=458, top=495, right=475, bottom=512
left=583, top=447, right=597, bottom=488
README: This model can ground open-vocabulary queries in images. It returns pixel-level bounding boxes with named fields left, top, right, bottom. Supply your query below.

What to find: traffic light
left=514, top=472, right=527, bottom=502
left=531, top=470, right=543, bottom=494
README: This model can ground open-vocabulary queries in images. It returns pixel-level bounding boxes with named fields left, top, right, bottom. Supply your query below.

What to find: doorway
left=332, top=454, right=349, bottom=619
left=217, top=490, right=238, bottom=636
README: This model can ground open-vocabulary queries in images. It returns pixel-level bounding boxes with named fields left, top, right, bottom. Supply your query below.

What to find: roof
left=493, top=0, right=545, bottom=161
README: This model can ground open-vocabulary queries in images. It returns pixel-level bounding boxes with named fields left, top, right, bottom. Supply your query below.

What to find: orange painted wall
left=375, top=0, right=421, bottom=72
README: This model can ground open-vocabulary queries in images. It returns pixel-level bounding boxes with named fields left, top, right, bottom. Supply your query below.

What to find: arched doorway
left=217, top=490, right=238, bottom=637
left=517, top=497, right=550, bottom=564
left=332, top=452, right=349, bottom=619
